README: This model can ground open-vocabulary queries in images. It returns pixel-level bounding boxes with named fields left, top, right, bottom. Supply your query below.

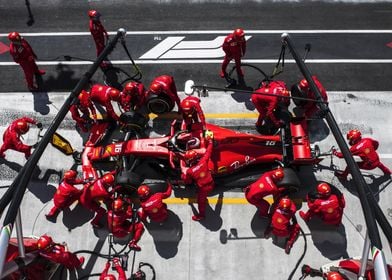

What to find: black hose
left=288, top=228, right=307, bottom=280
left=73, top=249, right=110, bottom=259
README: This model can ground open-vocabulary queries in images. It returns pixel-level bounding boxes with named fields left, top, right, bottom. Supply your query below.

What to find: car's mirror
left=184, top=80, right=195, bottom=96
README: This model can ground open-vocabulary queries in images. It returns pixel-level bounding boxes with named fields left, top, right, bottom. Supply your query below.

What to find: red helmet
left=233, top=28, right=245, bottom=39
left=346, top=129, right=361, bottom=145
left=271, top=168, right=284, bottom=181
left=326, top=272, right=344, bottom=280
left=88, top=10, right=100, bottom=18
left=181, top=99, right=195, bottom=114
left=184, top=150, right=198, bottom=163
left=317, top=182, right=331, bottom=197
left=63, top=170, right=77, bottom=180
left=109, top=89, right=120, bottom=101
left=149, top=82, right=163, bottom=94
left=124, top=82, right=138, bottom=93
left=102, top=275, right=116, bottom=280
left=102, top=174, right=115, bottom=185
left=278, top=198, right=292, bottom=211
left=112, top=198, right=125, bottom=212
left=37, top=235, right=53, bottom=250
left=8, top=32, right=21, bottom=42
left=137, top=185, right=151, bottom=199
left=78, top=90, right=91, bottom=107
left=15, top=120, right=29, bottom=134
left=299, top=78, right=309, bottom=90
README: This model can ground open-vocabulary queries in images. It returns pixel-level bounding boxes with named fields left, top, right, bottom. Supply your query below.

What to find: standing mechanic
left=46, top=170, right=84, bottom=219
left=8, top=32, right=45, bottom=91
left=88, top=10, right=109, bottom=57
left=333, top=129, right=391, bottom=180
left=244, top=168, right=285, bottom=218
left=37, top=235, right=84, bottom=269
left=121, top=81, right=147, bottom=112
left=137, top=181, right=173, bottom=223
left=100, top=258, right=127, bottom=280
left=251, top=80, right=291, bottom=131
left=299, top=182, right=345, bottom=226
left=0, top=117, right=41, bottom=159
left=264, top=197, right=301, bottom=254
left=220, top=28, right=246, bottom=84
left=148, top=75, right=182, bottom=113
left=107, top=197, right=144, bottom=251
left=181, top=132, right=214, bottom=221
left=79, top=173, right=116, bottom=228
left=180, top=95, right=206, bottom=134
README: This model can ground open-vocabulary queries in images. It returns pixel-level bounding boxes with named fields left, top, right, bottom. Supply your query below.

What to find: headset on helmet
left=102, top=174, right=115, bottom=185
left=233, top=28, right=245, bottom=39
left=184, top=150, right=198, bottom=163
left=88, top=10, right=100, bottom=18
left=326, top=271, right=344, bottom=280
left=272, top=168, right=284, bottom=181
left=137, top=185, right=151, bottom=199
left=16, top=121, right=29, bottom=134
left=37, top=235, right=53, bottom=250
left=63, top=170, right=77, bottom=180
left=181, top=99, right=195, bottom=114
left=109, top=89, right=120, bottom=100
left=8, top=32, right=21, bottom=42
left=278, top=198, right=292, bottom=211
left=149, top=82, right=163, bottom=94
left=346, top=129, right=361, bottom=145
left=112, top=198, right=125, bottom=212
left=124, top=82, right=138, bottom=93
left=317, top=182, right=331, bottom=197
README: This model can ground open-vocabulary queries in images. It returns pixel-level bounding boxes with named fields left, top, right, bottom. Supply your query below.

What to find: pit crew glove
left=204, top=130, right=214, bottom=140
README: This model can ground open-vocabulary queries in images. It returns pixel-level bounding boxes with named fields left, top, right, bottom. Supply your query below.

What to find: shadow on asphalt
left=61, top=204, right=95, bottom=231
left=32, top=91, right=51, bottom=115
left=144, top=210, right=183, bottom=259
left=230, top=89, right=254, bottom=111
left=42, top=64, right=79, bottom=92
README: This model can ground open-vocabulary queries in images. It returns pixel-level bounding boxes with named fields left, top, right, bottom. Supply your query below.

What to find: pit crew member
left=148, top=75, right=182, bottom=113
left=100, top=258, right=127, bottom=280
left=88, top=10, right=109, bottom=57
left=121, top=81, right=147, bottom=112
left=180, top=95, right=206, bottom=134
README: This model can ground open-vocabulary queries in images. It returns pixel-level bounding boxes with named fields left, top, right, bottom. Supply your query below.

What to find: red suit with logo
left=46, top=177, right=84, bottom=218
left=182, top=140, right=214, bottom=217
left=181, top=96, right=206, bottom=132
left=221, top=33, right=246, bottom=78
left=9, top=39, right=44, bottom=90
left=0, top=117, right=36, bottom=159
left=79, top=178, right=112, bottom=227
left=100, top=260, right=127, bottom=280
left=301, top=193, right=345, bottom=225
left=334, top=138, right=391, bottom=177
left=251, top=81, right=290, bottom=128
left=69, top=102, right=94, bottom=132
left=299, top=76, right=328, bottom=118
left=107, top=206, right=144, bottom=241
left=149, top=75, right=181, bottom=112
left=90, top=84, right=122, bottom=121
left=138, top=182, right=172, bottom=223
left=268, top=201, right=300, bottom=252
left=39, top=244, right=83, bottom=269
left=244, top=170, right=282, bottom=217
left=89, top=19, right=109, bottom=56
left=122, top=82, right=147, bottom=112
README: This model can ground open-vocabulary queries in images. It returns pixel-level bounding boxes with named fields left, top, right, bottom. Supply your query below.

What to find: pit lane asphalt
left=1, top=1, right=392, bottom=279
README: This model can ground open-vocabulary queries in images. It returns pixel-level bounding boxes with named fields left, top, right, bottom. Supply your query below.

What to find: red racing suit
left=79, top=178, right=113, bottom=226
left=89, top=19, right=109, bottom=57
left=251, top=81, right=289, bottom=128
left=149, top=75, right=182, bottom=112
left=100, top=261, right=126, bottom=280
left=90, top=84, right=122, bottom=121
left=9, top=39, right=44, bottom=89
left=138, top=182, right=173, bottom=223
left=300, top=76, right=328, bottom=118
left=181, top=140, right=214, bottom=217
left=244, top=170, right=282, bottom=217
left=221, top=33, right=246, bottom=77
left=334, top=138, right=391, bottom=177
left=0, top=117, right=36, bottom=159
left=39, top=244, right=83, bottom=269
left=122, top=82, right=147, bottom=111
left=181, top=96, right=206, bottom=133
left=69, top=103, right=94, bottom=132
left=269, top=203, right=300, bottom=248
left=301, top=193, right=345, bottom=226
left=107, top=206, right=144, bottom=243
left=46, top=177, right=84, bottom=218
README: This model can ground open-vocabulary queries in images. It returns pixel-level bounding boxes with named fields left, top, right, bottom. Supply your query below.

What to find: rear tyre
left=277, top=167, right=301, bottom=195
left=146, top=94, right=175, bottom=114
left=290, top=83, right=308, bottom=107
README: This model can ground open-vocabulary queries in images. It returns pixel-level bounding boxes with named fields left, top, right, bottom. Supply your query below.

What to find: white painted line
left=160, top=49, right=224, bottom=59
left=173, top=36, right=226, bottom=49
left=0, top=30, right=392, bottom=37
left=2, top=59, right=392, bottom=66
left=139, top=36, right=184, bottom=59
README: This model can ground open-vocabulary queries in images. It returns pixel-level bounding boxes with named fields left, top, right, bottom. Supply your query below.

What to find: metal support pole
left=359, top=231, right=371, bottom=279
left=0, top=28, right=127, bottom=277
left=281, top=32, right=389, bottom=280
left=15, top=210, right=25, bottom=259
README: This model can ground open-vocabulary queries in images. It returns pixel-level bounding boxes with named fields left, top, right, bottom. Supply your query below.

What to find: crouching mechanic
left=333, top=129, right=391, bottom=180
left=244, top=167, right=285, bottom=218
left=37, top=235, right=84, bottom=269
left=108, top=197, right=144, bottom=251
left=137, top=181, right=173, bottom=223
left=0, top=117, right=41, bottom=159
left=299, top=182, right=345, bottom=226
left=148, top=75, right=182, bottom=113
left=46, top=170, right=84, bottom=219
left=100, top=258, right=127, bottom=280
left=181, top=131, right=214, bottom=221
left=264, top=197, right=301, bottom=254
left=121, top=81, right=147, bottom=112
